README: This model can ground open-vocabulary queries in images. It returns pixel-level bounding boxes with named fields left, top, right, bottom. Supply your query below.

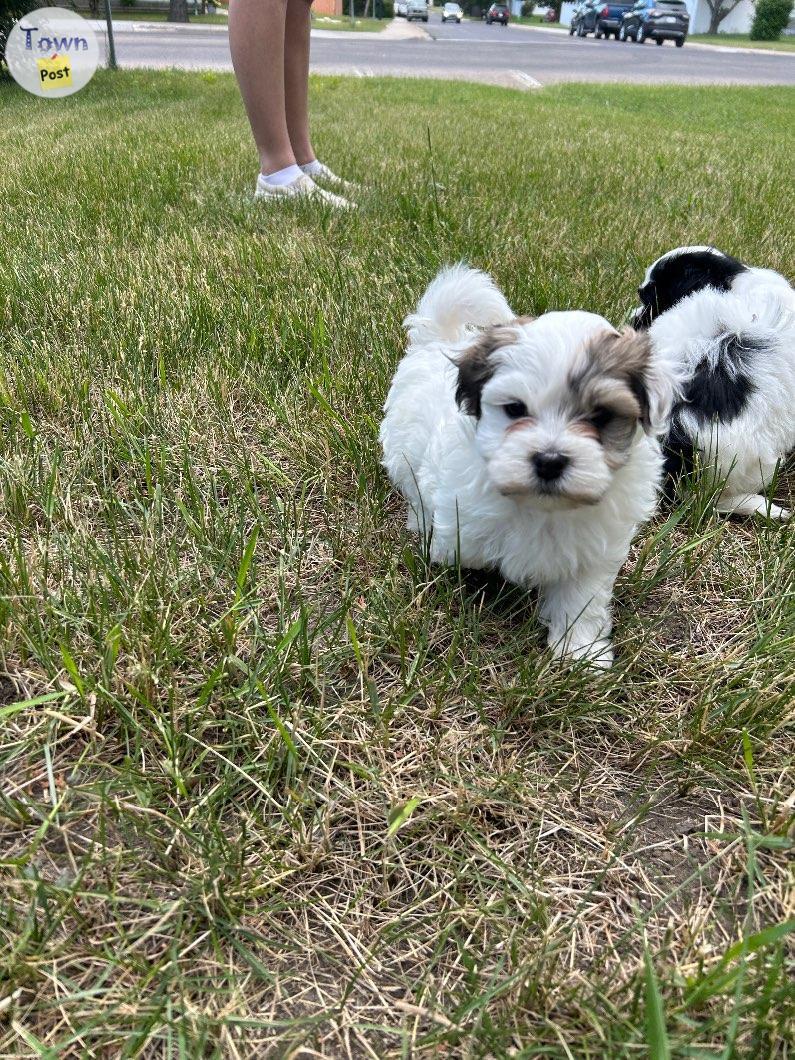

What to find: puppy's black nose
left=533, top=452, right=569, bottom=482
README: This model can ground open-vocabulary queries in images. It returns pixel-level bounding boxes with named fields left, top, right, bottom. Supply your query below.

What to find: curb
left=509, top=20, right=794, bottom=52
left=507, top=22, right=568, bottom=33
left=685, top=39, right=794, bottom=55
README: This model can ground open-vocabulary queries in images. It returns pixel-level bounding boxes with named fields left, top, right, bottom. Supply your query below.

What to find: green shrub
left=521, top=0, right=536, bottom=13
left=750, top=0, right=792, bottom=39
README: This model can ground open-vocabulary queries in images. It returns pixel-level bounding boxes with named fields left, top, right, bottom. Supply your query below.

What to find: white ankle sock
left=300, top=159, right=324, bottom=177
left=261, top=164, right=303, bottom=187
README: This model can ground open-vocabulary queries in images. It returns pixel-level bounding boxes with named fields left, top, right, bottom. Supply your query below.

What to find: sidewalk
left=86, top=16, right=429, bottom=40
left=85, top=18, right=229, bottom=32
left=379, top=17, right=429, bottom=39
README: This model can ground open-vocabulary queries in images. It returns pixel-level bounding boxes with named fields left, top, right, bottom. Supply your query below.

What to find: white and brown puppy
left=632, top=246, right=795, bottom=519
left=380, top=265, right=684, bottom=668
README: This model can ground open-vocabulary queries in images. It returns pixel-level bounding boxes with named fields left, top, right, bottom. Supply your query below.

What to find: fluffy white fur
left=649, top=259, right=795, bottom=520
left=380, top=265, right=684, bottom=668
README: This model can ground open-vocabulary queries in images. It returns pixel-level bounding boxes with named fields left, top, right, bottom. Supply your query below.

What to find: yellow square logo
left=37, top=54, right=72, bottom=90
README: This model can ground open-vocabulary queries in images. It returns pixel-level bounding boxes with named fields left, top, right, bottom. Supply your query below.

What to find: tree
left=1, top=0, right=35, bottom=68
left=168, top=0, right=190, bottom=22
left=702, top=0, right=744, bottom=33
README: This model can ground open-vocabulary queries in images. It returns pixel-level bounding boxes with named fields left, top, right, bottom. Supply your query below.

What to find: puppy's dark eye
left=588, top=407, right=614, bottom=430
left=503, top=401, right=528, bottom=420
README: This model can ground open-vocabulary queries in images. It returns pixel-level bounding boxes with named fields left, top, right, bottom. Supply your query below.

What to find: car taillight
left=601, top=5, right=609, bottom=13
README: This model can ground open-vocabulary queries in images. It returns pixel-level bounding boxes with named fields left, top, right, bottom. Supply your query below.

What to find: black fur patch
left=662, top=421, right=695, bottom=499
left=635, top=248, right=748, bottom=329
left=685, top=332, right=762, bottom=425
left=662, top=332, right=765, bottom=497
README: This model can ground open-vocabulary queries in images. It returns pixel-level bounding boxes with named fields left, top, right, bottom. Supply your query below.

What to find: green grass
left=688, top=31, right=795, bottom=50
left=0, top=69, right=793, bottom=1056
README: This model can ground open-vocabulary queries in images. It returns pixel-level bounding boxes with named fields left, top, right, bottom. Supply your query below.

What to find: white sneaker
left=305, top=161, right=360, bottom=195
left=254, top=172, right=354, bottom=209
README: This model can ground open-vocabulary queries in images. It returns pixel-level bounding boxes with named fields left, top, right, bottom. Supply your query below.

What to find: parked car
left=395, top=0, right=408, bottom=14
left=441, top=0, right=463, bottom=19
left=486, top=2, right=510, bottom=23
left=406, top=0, right=429, bottom=20
left=619, top=0, right=689, bottom=44
left=593, top=0, right=633, bottom=36
left=569, top=0, right=599, bottom=34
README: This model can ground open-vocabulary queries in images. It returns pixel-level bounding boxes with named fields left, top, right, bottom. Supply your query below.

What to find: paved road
left=106, top=18, right=795, bottom=88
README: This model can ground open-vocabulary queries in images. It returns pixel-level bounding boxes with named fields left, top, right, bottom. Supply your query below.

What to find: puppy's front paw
left=716, top=494, right=791, bottom=521
left=550, top=633, right=614, bottom=670
left=580, top=639, right=614, bottom=669
left=768, top=503, right=791, bottom=522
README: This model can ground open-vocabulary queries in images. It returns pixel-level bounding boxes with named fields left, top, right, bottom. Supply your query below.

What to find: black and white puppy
left=631, top=246, right=795, bottom=519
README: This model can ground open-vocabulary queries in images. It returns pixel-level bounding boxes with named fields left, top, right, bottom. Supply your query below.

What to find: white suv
left=406, top=0, right=429, bottom=20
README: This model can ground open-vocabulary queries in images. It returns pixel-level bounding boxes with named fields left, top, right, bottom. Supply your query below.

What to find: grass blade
left=644, top=946, right=671, bottom=1060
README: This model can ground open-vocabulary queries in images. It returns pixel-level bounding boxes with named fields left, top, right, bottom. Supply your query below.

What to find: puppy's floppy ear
left=455, top=332, right=497, bottom=418
left=637, top=248, right=748, bottom=324
left=455, top=323, right=527, bottom=418
left=592, top=328, right=679, bottom=435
